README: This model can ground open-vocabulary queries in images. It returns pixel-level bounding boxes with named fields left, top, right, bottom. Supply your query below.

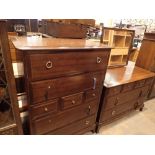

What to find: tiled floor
left=97, top=98, right=155, bottom=135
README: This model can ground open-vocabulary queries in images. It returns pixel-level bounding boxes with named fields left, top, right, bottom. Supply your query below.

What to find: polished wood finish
left=96, top=61, right=155, bottom=132
left=136, top=33, right=155, bottom=98
left=11, top=36, right=111, bottom=134
left=0, top=21, right=23, bottom=134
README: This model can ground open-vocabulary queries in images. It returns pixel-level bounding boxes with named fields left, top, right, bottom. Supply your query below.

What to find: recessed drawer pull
left=97, top=57, right=102, bottom=64
left=46, top=61, right=53, bottom=69
left=85, top=120, right=90, bottom=125
left=93, top=77, right=97, bottom=89
left=44, top=107, right=48, bottom=112
left=111, top=110, right=116, bottom=116
left=72, top=100, right=76, bottom=105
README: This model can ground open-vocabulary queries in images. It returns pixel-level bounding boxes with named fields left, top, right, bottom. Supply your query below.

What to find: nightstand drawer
left=61, top=92, right=84, bottom=110
left=30, top=99, right=58, bottom=119
left=30, top=72, right=104, bottom=104
left=28, top=51, right=109, bottom=81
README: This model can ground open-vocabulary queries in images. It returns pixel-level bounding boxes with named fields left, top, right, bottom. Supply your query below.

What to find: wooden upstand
left=96, top=61, right=155, bottom=132
left=11, top=37, right=111, bottom=134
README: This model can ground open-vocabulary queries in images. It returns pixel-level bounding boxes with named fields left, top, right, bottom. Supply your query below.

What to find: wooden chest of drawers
left=12, top=37, right=111, bottom=134
left=96, top=61, right=155, bottom=132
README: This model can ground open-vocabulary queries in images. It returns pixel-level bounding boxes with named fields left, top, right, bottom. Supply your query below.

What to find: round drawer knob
left=112, top=110, right=116, bottom=116
left=48, top=86, right=51, bottom=89
left=85, top=120, right=90, bottom=125
left=46, top=61, right=53, bottom=69
left=92, top=93, right=96, bottom=97
left=44, top=107, right=48, bottom=112
left=48, top=120, right=52, bottom=123
left=72, top=100, right=76, bottom=105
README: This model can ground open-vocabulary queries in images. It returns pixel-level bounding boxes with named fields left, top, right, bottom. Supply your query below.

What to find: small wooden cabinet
left=0, top=21, right=23, bottom=134
left=11, top=37, right=111, bottom=134
left=96, top=61, right=155, bottom=132
left=101, top=27, right=135, bottom=67
left=136, top=33, right=155, bottom=98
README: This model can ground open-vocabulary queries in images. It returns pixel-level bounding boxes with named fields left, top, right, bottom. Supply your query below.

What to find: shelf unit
left=0, top=21, right=23, bottom=134
left=101, top=27, right=135, bottom=67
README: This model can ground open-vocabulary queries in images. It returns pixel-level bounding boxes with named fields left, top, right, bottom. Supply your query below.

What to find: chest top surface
left=11, top=36, right=111, bottom=51
left=104, top=61, right=155, bottom=88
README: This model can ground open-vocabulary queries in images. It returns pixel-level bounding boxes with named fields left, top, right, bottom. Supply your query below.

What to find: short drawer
left=135, top=80, right=145, bottom=88
left=30, top=72, right=104, bottom=104
left=107, top=86, right=122, bottom=96
left=101, top=101, right=135, bottom=122
left=31, top=100, right=98, bottom=134
left=85, top=88, right=101, bottom=102
left=28, top=51, right=109, bottom=81
left=121, top=82, right=135, bottom=93
left=49, top=115, right=96, bottom=135
left=30, top=99, right=58, bottom=119
left=61, top=92, right=84, bottom=110
left=145, top=77, right=154, bottom=85
left=104, top=88, right=141, bottom=110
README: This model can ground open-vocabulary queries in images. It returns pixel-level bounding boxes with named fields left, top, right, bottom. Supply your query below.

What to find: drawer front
left=30, top=99, right=58, bottom=119
left=30, top=72, right=104, bottom=104
left=135, top=80, right=145, bottom=88
left=107, top=86, right=122, bottom=96
left=122, top=82, right=135, bottom=93
left=32, top=100, right=98, bottom=134
left=49, top=115, right=96, bottom=135
left=101, top=101, right=135, bottom=122
left=85, top=88, right=101, bottom=102
left=61, top=92, right=84, bottom=110
left=104, top=88, right=141, bottom=110
left=145, top=77, right=154, bottom=85
left=28, top=51, right=109, bottom=81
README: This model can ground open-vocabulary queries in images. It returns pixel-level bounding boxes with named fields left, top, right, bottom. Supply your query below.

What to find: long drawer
left=101, top=100, right=135, bottom=123
left=31, top=100, right=98, bottom=134
left=49, top=115, right=96, bottom=135
left=104, top=88, right=141, bottom=111
left=27, top=51, right=109, bottom=81
left=30, top=72, right=104, bottom=104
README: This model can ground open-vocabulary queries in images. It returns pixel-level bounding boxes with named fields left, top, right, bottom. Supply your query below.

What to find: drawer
left=30, top=72, right=104, bottom=104
left=104, top=88, right=141, bottom=110
left=61, top=92, right=84, bottom=110
left=31, top=100, right=98, bottom=134
left=85, top=88, right=101, bottom=102
left=30, top=99, right=58, bottom=119
left=49, top=115, right=96, bottom=135
left=28, top=51, right=109, bottom=81
left=135, top=80, right=145, bottom=88
left=107, top=86, right=122, bottom=96
left=101, top=101, right=135, bottom=122
left=121, top=82, right=135, bottom=93
left=145, top=77, right=154, bottom=85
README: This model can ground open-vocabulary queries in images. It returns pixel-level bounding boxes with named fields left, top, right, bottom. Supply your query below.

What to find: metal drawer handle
left=72, top=100, right=76, bottom=105
left=93, top=77, right=97, bottom=90
left=44, top=107, right=48, bottom=112
left=97, top=57, right=102, bottom=64
left=92, top=93, right=96, bottom=97
left=85, top=120, right=90, bottom=125
left=46, top=61, right=52, bottom=69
